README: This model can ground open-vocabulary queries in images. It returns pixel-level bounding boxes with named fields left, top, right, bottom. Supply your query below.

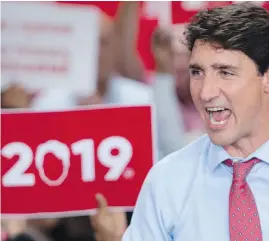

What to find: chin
left=207, top=130, right=236, bottom=147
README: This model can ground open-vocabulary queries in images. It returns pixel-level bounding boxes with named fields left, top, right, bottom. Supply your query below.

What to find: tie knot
left=224, top=158, right=260, bottom=181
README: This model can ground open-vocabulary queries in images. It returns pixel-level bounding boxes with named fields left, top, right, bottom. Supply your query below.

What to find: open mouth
left=205, top=107, right=232, bottom=129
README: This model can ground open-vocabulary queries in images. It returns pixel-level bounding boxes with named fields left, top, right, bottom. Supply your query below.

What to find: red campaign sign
left=1, top=105, right=155, bottom=218
left=57, top=1, right=269, bottom=72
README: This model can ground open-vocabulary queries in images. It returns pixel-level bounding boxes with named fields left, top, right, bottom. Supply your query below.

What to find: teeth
left=209, top=112, right=228, bottom=125
left=207, top=107, right=225, bottom=112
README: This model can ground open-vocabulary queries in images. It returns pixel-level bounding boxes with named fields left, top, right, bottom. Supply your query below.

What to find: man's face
left=190, top=40, right=269, bottom=146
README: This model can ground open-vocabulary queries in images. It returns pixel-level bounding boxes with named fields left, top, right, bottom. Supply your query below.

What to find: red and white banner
left=1, top=105, right=155, bottom=218
left=59, top=1, right=269, bottom=71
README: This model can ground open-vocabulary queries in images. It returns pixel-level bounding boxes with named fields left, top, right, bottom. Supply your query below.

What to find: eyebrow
left=211, top=63, right=239, bottom=71
left=189, top=63, right=239, bottom=71
left=189, top=63, right=203, bottom=70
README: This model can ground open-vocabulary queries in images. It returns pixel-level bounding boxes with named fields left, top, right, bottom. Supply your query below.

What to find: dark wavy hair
left=184, top=3, right=269, bottom=75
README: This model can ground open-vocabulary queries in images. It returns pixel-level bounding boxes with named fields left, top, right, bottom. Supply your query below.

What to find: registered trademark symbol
left=123, top=168, right=135, bottom=179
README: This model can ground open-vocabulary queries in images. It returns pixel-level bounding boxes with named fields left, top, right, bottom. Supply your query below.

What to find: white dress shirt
left=122, top=135, right=269, bottom=241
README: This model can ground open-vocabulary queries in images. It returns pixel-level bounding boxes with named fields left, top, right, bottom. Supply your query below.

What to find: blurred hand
left=1, top=84, right=34, bottom=108
left=90, top=193, right=127, bottom=241
left=77, top=93, right=104, bottom=106
left=1, top=219, right=27, bottom=238
left=151, top=27, right=175, bottom=74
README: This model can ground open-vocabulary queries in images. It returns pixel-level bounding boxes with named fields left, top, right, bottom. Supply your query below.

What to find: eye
left=190, top=69, right=202, bottom=77
left=219, top=70, right=234, bottom=77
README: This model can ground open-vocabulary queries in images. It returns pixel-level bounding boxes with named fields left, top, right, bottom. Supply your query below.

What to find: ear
left=263, top=68, right=269, bottom=93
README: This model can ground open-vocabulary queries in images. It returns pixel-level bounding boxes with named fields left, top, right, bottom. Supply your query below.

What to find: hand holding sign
left=91, top=193, right=126, bottom=241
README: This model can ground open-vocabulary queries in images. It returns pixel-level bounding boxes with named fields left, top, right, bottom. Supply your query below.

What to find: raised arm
left=114, top=2, right=145, bottom=82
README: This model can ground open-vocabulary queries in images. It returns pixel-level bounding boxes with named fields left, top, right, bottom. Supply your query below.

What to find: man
left=94, top=3, right=269, bottom=241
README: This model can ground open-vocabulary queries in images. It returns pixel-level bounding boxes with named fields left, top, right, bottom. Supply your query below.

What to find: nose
left=200, top=77, right=220, bottom=102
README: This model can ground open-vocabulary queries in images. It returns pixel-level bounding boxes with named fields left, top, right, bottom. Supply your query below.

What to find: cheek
left=190, top=81, right=203, bottom=111
left=241, top=88, right=261, bottom=111
left=231, top=94, right=260, bottom=126
left=223, top=79, right=262, bottom=118
left=190, top=80, right=202, bottom=104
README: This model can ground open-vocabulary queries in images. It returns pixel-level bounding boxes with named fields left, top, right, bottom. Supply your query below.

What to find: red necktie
left=225, top=158, right=263, bottom=241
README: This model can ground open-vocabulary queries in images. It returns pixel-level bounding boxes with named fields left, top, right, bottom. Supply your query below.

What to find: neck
left=224, top=136, right=269, bottom=158
left=224, top=110, right=269, bottom=158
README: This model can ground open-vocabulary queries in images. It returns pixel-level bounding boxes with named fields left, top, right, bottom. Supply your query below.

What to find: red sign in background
left=1, top=106, right=154, bottom=217
left=58, top=1, right=269, bottom=71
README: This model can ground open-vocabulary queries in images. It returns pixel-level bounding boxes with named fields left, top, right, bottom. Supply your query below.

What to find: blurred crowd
left=1, top=1, right=207, bottom=241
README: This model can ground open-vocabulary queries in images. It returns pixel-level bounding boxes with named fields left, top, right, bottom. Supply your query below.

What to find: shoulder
left=147, top=135, right=211, bottom=183
left=155, top=134, right=210, bottom=170
left=141, top=135, right=212, bottom=229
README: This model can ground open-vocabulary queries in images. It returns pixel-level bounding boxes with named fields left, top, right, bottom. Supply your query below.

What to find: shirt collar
left=208, top=138, right=269, bottom=172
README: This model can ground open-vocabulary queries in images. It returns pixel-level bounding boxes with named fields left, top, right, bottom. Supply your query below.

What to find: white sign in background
left=1, top=2, right=100, bottom=96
